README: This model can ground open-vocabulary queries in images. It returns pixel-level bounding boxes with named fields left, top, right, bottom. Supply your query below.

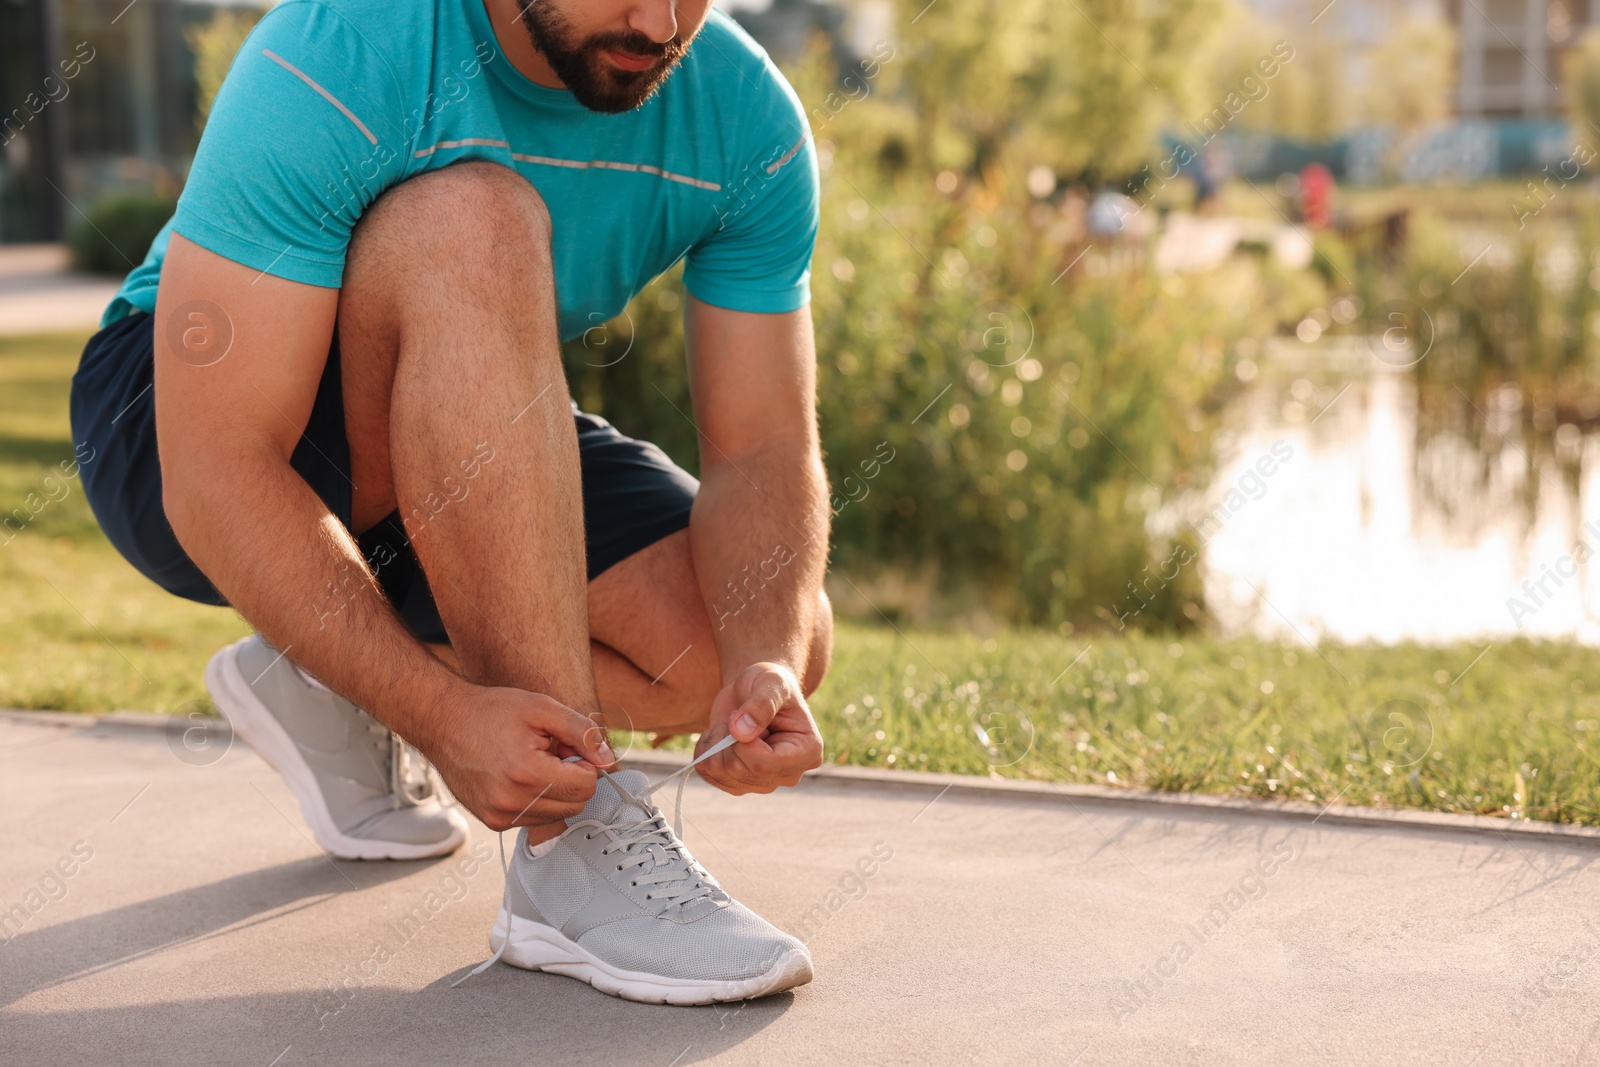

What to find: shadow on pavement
left=0, top=854, right=419, bottom=1009
left=3, top=980, right=792, bottom=1066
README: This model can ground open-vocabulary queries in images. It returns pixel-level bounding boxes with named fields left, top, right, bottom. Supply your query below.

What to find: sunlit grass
left=4, top=332, right=1598, bottom=824
left=810, top=627, right=1600, bottom=826
left=0, top=332, right=251, bottom=713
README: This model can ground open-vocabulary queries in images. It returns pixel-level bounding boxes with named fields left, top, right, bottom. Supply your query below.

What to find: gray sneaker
left=206, top=635, right=468, bottom=860
left=484, top=769, right=813, bottom=1005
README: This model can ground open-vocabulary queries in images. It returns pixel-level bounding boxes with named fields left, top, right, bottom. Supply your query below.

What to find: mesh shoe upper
left=508, top=770, right=808, bottom=983
left=235, top=636, right=462, bottom=846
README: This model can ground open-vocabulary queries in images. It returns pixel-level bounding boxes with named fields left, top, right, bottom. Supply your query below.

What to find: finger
left=478, top=781, right=589, bottom=832
left=692, top=719, right=735, bottom=763
left=727, top=746, right=803, bottom=786
left=698, top=774, right=752, bottom=797
left=731, top=676, right=788, bottom=742
left=532, top=699, right=618, bottom=767
left=508, top=797, right=587, bottom=828
left=701, top=744, right=793, bottom=794
left=591, top=700, right=639, bottom=757
left=764, top=736, right=822, bottom=777
left=695, top=754, right=769, bottom=796
left=520, top=753, right=601, bottom=803
left=706, top=731, right=819, bottom=791
left=694, top=739, right=753, bottom=792
left=501, top=762, right=596, bottom=827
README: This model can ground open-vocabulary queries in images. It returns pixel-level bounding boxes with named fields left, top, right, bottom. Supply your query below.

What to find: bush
left=565, top=5, right=1285, bottom=631
left=184, top=8, right=262, bottom=133
left=68, top=192, right=176, bottom=276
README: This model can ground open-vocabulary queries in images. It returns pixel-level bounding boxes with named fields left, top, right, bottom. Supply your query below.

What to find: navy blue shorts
left=69, top=310, right=698, bottom=644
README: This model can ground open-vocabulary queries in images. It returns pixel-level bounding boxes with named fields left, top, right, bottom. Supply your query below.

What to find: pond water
left=1198, top=336, right=1600, bottom=645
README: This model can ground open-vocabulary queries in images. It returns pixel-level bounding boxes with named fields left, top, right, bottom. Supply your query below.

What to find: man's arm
left=154, top=235, right=610, bottom=829
left=682, top=295, right=829, bottom=794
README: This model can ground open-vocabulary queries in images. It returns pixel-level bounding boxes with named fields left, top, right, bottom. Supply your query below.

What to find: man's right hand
left=415, top=683, right=618, bottom=831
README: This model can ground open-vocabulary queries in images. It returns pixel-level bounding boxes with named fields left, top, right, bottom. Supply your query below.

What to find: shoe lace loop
left=388, top=730, right=444, bottom=807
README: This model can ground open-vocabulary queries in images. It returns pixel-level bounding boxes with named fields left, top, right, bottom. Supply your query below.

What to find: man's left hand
left=695, top=662, right=824, bottom=795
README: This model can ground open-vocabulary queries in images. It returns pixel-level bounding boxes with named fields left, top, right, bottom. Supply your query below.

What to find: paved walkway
left=1, top=712, right=1596, bottom=1066
left=0, top=244, right=119, bottom=336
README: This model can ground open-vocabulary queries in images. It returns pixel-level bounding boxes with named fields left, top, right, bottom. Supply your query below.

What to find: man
left=70, top=0, right=832, bottom=1004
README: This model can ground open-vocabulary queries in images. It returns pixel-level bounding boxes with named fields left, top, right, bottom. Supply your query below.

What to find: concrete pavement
left=1, top=711, right=1597, bottom=1066
left=0, top=244, right=118, bottom=336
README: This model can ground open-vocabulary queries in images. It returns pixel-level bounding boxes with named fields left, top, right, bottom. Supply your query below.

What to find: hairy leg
left=587, top=529, right=833, bottom=740
left=338, top=162, right=597, bottom=837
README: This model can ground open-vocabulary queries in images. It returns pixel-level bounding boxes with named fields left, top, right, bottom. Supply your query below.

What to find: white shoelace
left=388, top=731, right=444, bottom=807
left=452, top=734, right=737, bottom=988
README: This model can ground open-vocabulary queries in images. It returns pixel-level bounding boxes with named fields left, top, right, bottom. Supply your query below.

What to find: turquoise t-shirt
left=105, top=1, right=818, bottom=341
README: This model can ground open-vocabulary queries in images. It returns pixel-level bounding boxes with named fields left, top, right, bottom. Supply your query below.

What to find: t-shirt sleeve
left=171, top=1, right=411, bottom=288
left=682, top=65, right=818, bottom=315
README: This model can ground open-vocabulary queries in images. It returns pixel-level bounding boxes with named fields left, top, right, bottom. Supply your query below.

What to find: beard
left=517, top=2, right=688, bottom=114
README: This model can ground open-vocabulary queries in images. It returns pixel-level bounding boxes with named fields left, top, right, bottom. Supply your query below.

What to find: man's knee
left=349, top=161, right=551, bottom=279
left=802, top=589, right=834, bottom=697
left=641, top=586, right=830, bottom=720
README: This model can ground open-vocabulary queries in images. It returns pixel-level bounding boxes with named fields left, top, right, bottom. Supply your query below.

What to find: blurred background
left=5, top=0, right=1600, bottom=821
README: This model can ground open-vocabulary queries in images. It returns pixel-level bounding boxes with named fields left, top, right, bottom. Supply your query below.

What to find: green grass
left=811, top=628, right=1600, bottom=826
left=3, top=332, right=1598, bottom=824
left=0, top=332, right=251, bottom=713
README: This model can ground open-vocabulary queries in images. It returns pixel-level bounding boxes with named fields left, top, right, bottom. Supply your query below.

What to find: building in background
left=1229, top=0, right=1600, bottom=180
left=0, top=0, right=232, bottom=244
left=1452, top=0, right=1599, bottom=118
left=1239, top=0, right=1600, bottom=118
left=1237, top=0, right=1446, bottom=65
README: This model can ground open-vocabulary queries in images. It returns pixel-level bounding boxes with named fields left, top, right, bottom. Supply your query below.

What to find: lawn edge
left=620, top=745, right=1600, bottom=846
left=8, top=707, right=1596, bottom=846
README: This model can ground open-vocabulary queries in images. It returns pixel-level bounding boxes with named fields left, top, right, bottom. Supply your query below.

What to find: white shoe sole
left=489, top=912, right=814, bottom=1005
left=206, top=638, right=467, bottom=862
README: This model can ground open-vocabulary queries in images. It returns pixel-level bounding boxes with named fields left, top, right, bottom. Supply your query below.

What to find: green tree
left=183, top=9, right=263, bottom=133
left=1359, top=12, right=1457, bottom=134
left=1564, top=27, right=1600, bottom=145
left=1195, top=1, right=1340, bottom=141
left=1262, top=31, right=1351, bottom=142
left=1035, top=0, right=1221, bottom=181
left=881, top=0, right=1222, bottom=184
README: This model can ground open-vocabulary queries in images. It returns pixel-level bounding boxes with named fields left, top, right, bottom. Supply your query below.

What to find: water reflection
left=1200, top=337, right=1600, bottom=644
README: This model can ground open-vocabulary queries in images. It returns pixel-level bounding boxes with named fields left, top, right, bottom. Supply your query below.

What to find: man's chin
left=556, top=53, right=681, bottom=113
left=568, top=63, right=674, bottom=113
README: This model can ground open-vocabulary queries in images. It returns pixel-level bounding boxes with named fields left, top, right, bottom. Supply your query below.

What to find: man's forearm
left=689, top=448, right=829, bottom=682
left=166, top=448, right=461, bottom=743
